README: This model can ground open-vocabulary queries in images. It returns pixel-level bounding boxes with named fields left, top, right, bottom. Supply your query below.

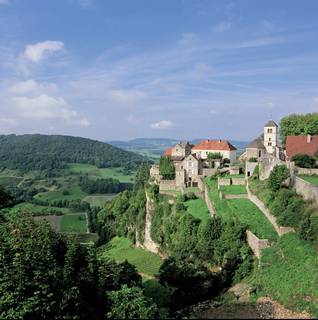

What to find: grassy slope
left=35, top=186, right=87, bottom=202
left=220, top=185, right=247, bottom=195
left=10, top=203, right=70, bottom=215
left=99, top=237, right=163, bottom=277
left=298, top=174, right=318, bottom=186
left=60, top=213, right=87, bottom=233
left=250, top=233, right=318, bottom=317
left=206, top=179, right=277, bottom=241
left=0, top=176, right=23, bottom=188
left=185, top=198, right=210, bottom=223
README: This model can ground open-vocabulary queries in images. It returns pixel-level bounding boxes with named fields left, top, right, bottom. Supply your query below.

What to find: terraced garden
left=297, top=174, right=318, bottom=186
left=206, top=178, right=277, bottom=241
left=220, top=185, right=247, bottom=195
left=185, top=198, right=210, bottom=223
left=99, top=236, right=163, bottom=278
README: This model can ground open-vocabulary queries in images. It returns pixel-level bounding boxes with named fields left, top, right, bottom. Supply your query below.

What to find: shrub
left=248, top=157, right=258, bottom=163
left=292, top=154, right=316, bottom=168
left=268, top=165, right=289, bottom=192
left=159, top=156, right=175, bottom=180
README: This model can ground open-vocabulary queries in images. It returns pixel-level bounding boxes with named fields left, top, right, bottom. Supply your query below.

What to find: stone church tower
left=263, top=120, right=279, bottom=154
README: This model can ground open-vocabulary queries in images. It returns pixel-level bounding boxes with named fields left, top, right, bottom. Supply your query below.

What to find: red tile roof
left=192, top=140, right=237, bottom=151
left=286, top=135, right=318, bottom=160
left=164, top=147, right=173, bottom=156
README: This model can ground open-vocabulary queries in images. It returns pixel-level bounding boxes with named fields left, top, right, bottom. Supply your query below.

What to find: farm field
left=83, top=194, right=117, bottom=207
left=298, top=174, right=318, bottom=186
left=34, top=215, right=62, bottom=232
left=60, top=213, right=88, bottom=233
left=185, top=198, right=210, bottom=223
left=99, top=236, right=163, bottom=278
left=220, top=185, right=247, bottom=195
left=10, top=203, right=70, bottom=215
left=206, top=178, right=277, bottom=241
left=250, top=233, right=318, bottom=317
left=34, top=186, right=87, bottom=203
left=0, top=176, right=23, bottom=187
left=67, top=163, right=136, bottom=183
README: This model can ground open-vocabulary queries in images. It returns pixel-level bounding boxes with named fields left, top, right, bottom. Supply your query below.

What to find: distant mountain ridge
left=0, top=134, right=147, bottom=173
left=109, top=138, right=248, bottom=155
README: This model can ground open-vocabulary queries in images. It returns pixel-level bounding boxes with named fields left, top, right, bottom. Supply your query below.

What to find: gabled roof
left=164, top=147, right=173, bottom=156
left=265, top=120, right=278, bottom=127
left=286, top=135, right=318, bottom=159
left=192, top=139, right=237, bottom=151
left=246, top=138, right=266, bottom=149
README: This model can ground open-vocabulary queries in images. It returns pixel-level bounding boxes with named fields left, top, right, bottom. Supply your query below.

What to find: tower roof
left=246, top=138, right=266, bottom=149
left=265, top=120, right=278, bottom=127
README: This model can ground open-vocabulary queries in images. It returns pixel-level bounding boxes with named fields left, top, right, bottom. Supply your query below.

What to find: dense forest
left=0, top=134, right=147, bottom=174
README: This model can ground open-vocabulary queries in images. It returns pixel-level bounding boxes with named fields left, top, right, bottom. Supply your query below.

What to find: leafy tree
left=280, top=113, right=318, bottom=144
left=159, top=156, right=175, bottom=180
left=0, top=187, right=12, bottom=208
left=106, top=285, right=160, bottom=319
left=207, top=152, right=222, bottom=159
left=292, top=154, right=316, bottom=168
left=134, top=164, right=150, bottom=191
left=268, top=165, right=289, bottom=192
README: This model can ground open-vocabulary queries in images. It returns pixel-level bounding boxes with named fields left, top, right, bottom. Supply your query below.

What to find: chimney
left=307, top=135, right=312, bottom=143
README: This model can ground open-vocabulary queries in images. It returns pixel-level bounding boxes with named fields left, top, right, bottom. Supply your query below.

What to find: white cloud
left=10, top=80, right=57, bottom=95
left=24, top=41, right=64, bottom=63
left=12, top=94, right=90, bottom=126
left=151, top=120, right=173, bottom=129
left=214, top=21, right=232, bottom=33
left=110, top=89, right=146, bottom=104
left=0, top=0, right=9, bottom=5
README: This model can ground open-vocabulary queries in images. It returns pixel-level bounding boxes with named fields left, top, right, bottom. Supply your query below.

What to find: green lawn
left=67, top=163, right=135, bottom=183
left=60, top=213, right=87, bottom=233
left=298, top=174, right=318, bottom=186
left=99, top=237, right=163, bottom=277
left=9, top=203, right=70, bottom=215
left=185, top=198, right=210, bottom=223
left=224, top=174, right=245, bottom=179
left=250, top=233, right=318, bottom=317
left=83, top=194, right=117, bottom=207
left=206, top=178, right=277, bottom=241
left=34, top=186, right=87, bottom=202
left=220, top=185, right=247, bottom=195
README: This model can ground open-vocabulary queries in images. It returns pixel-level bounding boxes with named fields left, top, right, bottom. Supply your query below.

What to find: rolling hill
left=0, top=134, right=147, bottom=173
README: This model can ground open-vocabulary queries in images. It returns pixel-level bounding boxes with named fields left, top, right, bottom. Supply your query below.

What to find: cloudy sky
left=0, top=0, right=318, bottom=141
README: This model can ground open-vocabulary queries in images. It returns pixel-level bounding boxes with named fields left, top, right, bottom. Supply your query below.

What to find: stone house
left=191, top=139, right=237, bottom=164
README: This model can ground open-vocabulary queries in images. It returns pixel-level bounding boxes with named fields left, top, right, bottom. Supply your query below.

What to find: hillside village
left=150, top=120, right=318, bottom=204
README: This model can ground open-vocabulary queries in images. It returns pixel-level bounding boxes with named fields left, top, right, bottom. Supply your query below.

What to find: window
left=269, top=137, right=271, bottom=141
left=268, top=142, right=272, bottom=146
left=267, top=128, right=273, bottom=133
left=259, top=150, right=262, bottom=157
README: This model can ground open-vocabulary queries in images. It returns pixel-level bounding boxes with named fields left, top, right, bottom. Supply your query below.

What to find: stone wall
left=232, top=178, right=246, bottom=185
left=223, top=193, right=248, bottom=199
left=202, top=168, right=217, bottom=177
left=296, top=167, right=318, bottom=175
left=246, top=162, right=258, bottom=178
left=246, top=230, right=270, bottom=258
left=159, top=180, right=183, bottom=192
left=203, top=184, right=216, bottom=217
left=246, top=183, right=294, bottom=236
left=294, top=176, right=318, bottom=204
left=218, top=178, right=231, bottom=186
left=259, top=156, right=284, bottom=180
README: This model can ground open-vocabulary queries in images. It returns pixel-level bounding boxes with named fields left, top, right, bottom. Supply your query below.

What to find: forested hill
left=0, top=134, right=147, bottom=173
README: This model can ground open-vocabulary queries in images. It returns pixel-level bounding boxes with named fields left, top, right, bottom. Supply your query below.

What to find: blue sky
left=0, top=0, right=318, bottom=141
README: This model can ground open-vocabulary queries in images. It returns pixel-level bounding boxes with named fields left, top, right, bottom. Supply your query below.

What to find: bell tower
left=264, top=120, right=278, bottom=154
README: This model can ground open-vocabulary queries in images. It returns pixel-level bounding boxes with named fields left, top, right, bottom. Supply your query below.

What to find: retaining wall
left=232, top=178, right=246, bottom=185
left=246, top=230, right=270, bottom=258
left=294, top=176, right=318, bottom=204
left=159, top=180, right=183, bottom=192
left=296, top=167, right=318, bottom=175
left=223, top=193, right=248, bottom=199
left=218, top=178, right=231, bottom=186
left=203, top=184, right=216, bottom=217
left=246, top=183, right=294, bottom=236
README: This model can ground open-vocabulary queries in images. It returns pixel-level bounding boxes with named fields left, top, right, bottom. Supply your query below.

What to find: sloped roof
left=286, top=135, right=318, bottom=159
left=177, top=140, right=190, bottom=148
left=192, top=140, right=237, bottom=151
left=164, top=147, right=173, bottom=156
left=265, top=120, right=278, bottom=127
left=246, top=138, right=266, bottom=149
